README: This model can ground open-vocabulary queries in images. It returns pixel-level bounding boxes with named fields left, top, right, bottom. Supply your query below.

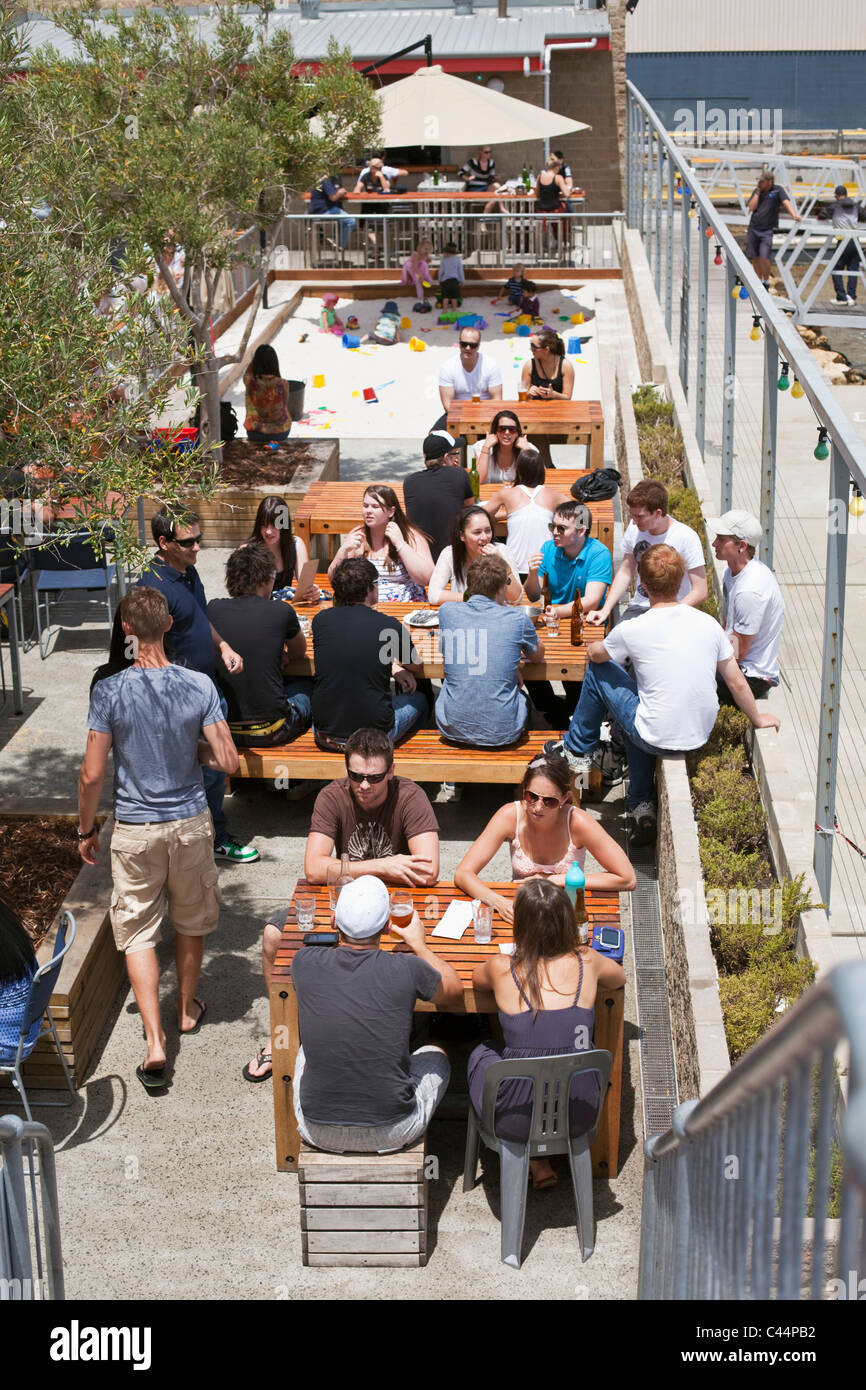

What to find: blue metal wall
left=628, top=53, right=866, bottom=131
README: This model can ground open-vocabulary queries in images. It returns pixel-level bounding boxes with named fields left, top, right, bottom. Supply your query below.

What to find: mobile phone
left=303, top=931, right=338, bottom=947
left=597, top=927, right=621, bottom=949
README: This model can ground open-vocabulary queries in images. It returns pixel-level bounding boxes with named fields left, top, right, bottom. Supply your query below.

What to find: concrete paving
left=0, top=529, right=643, bottom=1299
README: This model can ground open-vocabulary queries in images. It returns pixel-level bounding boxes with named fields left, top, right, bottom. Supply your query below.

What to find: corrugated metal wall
left=626, top=0, right=866, bottom=53
left=628, top=53, right=866, bottom=132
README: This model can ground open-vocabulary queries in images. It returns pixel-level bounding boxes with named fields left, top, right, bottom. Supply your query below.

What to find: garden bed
left=141, top=437, right=339, bottom=547
left=0, top=816, right=82, bottom=948
left=0, top=818, right=122, bottom=1091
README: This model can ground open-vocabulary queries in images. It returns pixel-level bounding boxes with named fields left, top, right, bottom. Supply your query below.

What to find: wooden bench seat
left=234, top=728, right=556, bottom=784
left=299, top=1140, right=428, bottom=1267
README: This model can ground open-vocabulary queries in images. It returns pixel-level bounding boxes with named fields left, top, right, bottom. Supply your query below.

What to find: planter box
left=0, top=820, right=123, bottom=1093
left=141, top=439, right=339, bottom=548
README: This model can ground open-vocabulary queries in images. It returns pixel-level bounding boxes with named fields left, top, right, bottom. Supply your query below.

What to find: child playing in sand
left=401, top=241, right=434, bottom=305
left=437, top=242, right=465, bottom=311
left=502, top=265, right=540, bottom=318
left=319, top=292, right=344, bottom=335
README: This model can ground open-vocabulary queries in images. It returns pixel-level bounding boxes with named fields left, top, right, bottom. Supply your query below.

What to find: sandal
left=242, top=1046, right=273, bottom=1083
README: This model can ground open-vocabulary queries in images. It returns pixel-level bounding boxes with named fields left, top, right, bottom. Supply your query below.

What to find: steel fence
left=626, top=80, right=866, bottom=914
left=638, top=961, right=866, bottom=1300
left=0, top=1114, right=64, bottom=1300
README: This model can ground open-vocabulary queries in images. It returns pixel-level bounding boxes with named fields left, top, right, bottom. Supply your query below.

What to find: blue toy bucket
left=342, top=333, right=360, bottom=349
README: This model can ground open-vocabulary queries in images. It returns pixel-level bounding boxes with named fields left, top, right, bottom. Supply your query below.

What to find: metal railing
left=0, top=1114, right=64, bottom=1300
left=626, top=79, right=866, bottom=912
left=268, top=211, right=621, bottom=274
left=639, top=961, right=866, bottom=1300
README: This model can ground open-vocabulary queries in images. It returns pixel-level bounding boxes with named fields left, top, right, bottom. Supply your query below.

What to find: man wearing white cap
left=707, top=511, right=785, bottom=705
left=291, top=876, right=462, bottom=1153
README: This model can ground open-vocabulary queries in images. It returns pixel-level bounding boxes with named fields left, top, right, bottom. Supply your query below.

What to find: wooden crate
left=299, top=1140, right=428, bottom=1267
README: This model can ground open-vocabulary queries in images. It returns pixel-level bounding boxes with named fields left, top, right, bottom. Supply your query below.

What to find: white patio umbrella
left=373, top=65, right=590, bottom=147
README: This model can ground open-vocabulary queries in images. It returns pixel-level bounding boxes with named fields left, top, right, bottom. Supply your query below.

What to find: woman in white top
left=474, top=409, right=537, bottom=484
left=481, top=449, right=571, bottom=578
left=328, top=485, right=434, bottom=602
left=428, top=505, right=523, bottom=604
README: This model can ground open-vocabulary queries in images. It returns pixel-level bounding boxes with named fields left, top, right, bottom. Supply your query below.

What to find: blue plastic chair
left=462, top=1049, right=612, bottom=1268
left=30, top=532, right=118, bottom=658
left=0, top=912, right=77, bottom=1123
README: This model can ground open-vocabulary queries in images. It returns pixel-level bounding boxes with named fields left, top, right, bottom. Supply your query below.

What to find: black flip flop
left=179, top=999, right=207, bottom=1035
left=136, top=1064, right=167, bottom=1092
left=242, top=1047, right=273, bottom=1084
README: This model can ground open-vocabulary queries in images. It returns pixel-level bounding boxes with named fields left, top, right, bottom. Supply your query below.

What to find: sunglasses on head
left=347, top=767, right=389, bottom=785
left=174, top=532, right=203, bottom=549
left=524, top=788, right=562, bottom=810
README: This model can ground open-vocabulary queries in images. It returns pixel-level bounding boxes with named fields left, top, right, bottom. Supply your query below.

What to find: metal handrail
left=626, top=79, right=866, bottom=494
left=0, top=1114, right=65, bottom=1300
left=639, top=962, right=866, bottom=1300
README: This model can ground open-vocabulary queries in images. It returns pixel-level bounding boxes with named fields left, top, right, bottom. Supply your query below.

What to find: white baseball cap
left=335, top=875, right=390, bottom=940
left=705, top=510, right=763, bottom=547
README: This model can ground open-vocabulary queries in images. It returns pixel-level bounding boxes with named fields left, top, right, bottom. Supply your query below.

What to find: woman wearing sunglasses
left=480, top=449, right=571, bottom=580
left=455, top=753, right=635, bottom=924
left=474, top=409, right=535, bottom=484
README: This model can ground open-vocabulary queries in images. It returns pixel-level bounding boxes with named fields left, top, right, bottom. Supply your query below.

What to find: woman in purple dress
left=468, top=879, right=625, bottom=1188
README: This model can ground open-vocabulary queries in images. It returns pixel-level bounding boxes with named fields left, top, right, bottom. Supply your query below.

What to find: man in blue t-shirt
left=524, top=499, right=612, bottom=726
left=138, top=506, right=257, bottom=863
left=77, top=587, right=238, bottom=1089
left=746, top=173, right=800, bottom=287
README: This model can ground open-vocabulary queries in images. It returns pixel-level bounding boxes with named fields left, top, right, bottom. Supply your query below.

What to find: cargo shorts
left=110, top=808, right=220, bottom=955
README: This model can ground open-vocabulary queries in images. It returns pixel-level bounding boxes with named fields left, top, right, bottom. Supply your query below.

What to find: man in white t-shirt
left=437, top=326, right=503, bottom=420
left=706, top=510, right=785, bottom=704
left=545, top=545, right=780, bottom=844
left=589, top=479, right=707, bottom=624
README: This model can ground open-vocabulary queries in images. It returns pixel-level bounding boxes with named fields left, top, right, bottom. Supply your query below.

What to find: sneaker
left=630, top=801, right=657, bottom=847
left=542, top=739, right=593, bottom=783
left=215, top=838, right=260, bottom=863
left=847, top=295, right=857, bottom=306
left=832, top=295, right=850, bottom=306
left=439, top=782, right=462, bottom=803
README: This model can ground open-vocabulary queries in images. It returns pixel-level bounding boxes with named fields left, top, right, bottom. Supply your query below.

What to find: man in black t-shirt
left=403, top=432, right=474, bottom=561
left=207, top=543, right=312, bottom=746
left=311, top=557, right=428, bottom=751
left=746, top=173, right=800, bottom=286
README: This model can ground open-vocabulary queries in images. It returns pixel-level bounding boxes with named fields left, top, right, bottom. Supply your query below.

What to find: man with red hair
left=545, top=545, right=780, bottom=844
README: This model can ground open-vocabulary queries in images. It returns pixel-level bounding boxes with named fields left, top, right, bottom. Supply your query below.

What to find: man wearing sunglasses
left=304, top=727, right=439, bottom=889
left=138, top=507, right=257, bottom=863
left=523, top=500, right=612, bottom=725
left=436, top=327, right=502, bottom=431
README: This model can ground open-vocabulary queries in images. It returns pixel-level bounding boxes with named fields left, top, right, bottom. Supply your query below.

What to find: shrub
left=720, top=956, right=817, bottom=1062
left=711, top=907, right=795, bottom=976
left=697, top=770, right=766, bottom=849
left=690, top=748, right=751, bottom=808
left=631, top=385, right=675, bottom=426
left=636, top=424, right=685, bottom=491
left=700, top=837, right=772, bottom=890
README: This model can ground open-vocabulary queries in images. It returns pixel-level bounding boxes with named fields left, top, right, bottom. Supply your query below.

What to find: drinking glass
left=472, top=899, right=493, bottom=944
left=295, top=891, right=316, bottom=930
left=518, top=388, right=528, bottom=402
left=389, top=890, right=413, bottom=941
left=544, top=608, right=560, bottom=637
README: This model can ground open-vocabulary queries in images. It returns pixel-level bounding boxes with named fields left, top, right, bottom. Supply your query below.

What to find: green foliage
left=697, top=769, right=766, bottom=850
left=631, top=384, right=675, bottom=426
left=634, top=424, right=684, bottom=492
left=690, top=748, right=750, bottom=808
left=720, top=956, right=816, bottom=1062
left=699, top=837, right=772, bottom=890
left=0, top=0, right=380, bottom=557
left=711, top=907, right=795, bottom=976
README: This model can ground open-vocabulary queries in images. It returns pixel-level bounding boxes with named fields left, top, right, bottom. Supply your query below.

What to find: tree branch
left=154, top=251, right=198, bottom=326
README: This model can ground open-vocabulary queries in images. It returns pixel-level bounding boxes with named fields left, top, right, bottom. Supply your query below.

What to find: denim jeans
left=390, top=690, right=428, bottom=744
left=564, top=660, right=681, bottom=808
left=283, top=678, right=313, bottom=727
left=203, top=692, right=229, bottom=849
left=318, top=207, right=356, bottom=249
left=832, top=240, right=859, bottom=300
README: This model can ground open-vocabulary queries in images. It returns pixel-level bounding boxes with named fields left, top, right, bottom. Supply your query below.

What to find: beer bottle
left=433, top=168, right=440, bottom=186
left=469, top=455, right=480, bottom=500
left=521, top=163, right=529, bottom=191
left=540, top=572, right=551, bottom=612
left=564, top=862, right=590, bottom=947
left=570, top=596, right=583, bottom=646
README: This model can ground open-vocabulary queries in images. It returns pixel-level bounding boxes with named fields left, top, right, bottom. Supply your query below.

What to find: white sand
left=223, top=285, right=599, bottom=441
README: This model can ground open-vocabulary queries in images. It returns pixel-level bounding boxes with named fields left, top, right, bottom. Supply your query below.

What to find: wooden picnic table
left=293, top=472, right=613, bottom=561
left=447, top=400, right=605, bottom=470
left=269, top=880, right=624, bottom=1179
left=284, top=593, right=606, bottom=683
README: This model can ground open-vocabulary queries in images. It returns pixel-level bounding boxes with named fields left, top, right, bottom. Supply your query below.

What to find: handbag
left=570, top=468, right=622, bottom=502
